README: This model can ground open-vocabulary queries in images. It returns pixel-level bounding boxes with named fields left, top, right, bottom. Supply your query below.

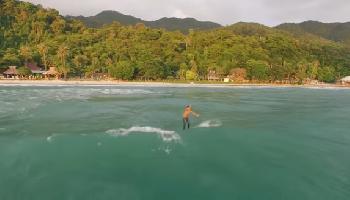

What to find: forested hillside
left=277, top=21, right=350, bottom=45
left=67, top=10, right=222, bottom=33
left=1, top=0, right=349, bottom=82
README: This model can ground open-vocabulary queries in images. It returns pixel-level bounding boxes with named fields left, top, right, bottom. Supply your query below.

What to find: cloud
left=172, top=9, right=188, bottom=19
left=25, top=0, right=350, bottom=26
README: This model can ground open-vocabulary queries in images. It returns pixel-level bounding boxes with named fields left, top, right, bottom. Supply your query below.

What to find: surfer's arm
left=191, top=111, right=200, bottom=117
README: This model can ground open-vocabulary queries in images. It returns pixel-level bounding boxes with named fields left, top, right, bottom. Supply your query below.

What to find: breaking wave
left=106, top=126, right=181, bottom=143
left=197, top=120, right=222, bottom=128
left=0, top=87, right=156, bottom=101
left=0, top=87, right=158, bottom=117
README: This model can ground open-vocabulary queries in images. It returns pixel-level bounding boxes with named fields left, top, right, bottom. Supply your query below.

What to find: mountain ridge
left=69, top=10, right=350, bottom=41
left=276, top=20, right=350, bottom=44
left=66, top=10, right=222, bottom=33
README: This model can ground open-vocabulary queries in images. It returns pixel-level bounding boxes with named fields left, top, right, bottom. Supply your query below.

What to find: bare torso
left=183, top=107, right=192, bottom=118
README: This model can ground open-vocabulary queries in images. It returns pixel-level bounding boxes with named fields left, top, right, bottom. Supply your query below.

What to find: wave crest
left=106, top=126, right=181, bottom=143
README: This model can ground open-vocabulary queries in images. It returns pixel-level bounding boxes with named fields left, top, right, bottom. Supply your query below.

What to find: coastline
left=0, top=79, right=349, bottom=89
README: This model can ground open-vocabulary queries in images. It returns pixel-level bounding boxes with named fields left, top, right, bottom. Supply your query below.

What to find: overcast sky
left=25, top=0, right=350, bottom=26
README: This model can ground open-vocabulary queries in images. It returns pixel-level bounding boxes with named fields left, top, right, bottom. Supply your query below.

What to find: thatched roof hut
left=3, top=66, right=18, bottom=75
left=43, top=67, right=59, bottom=76
left=341, top=76, right=350, bottom=82
left=341, top=76, right=350, bottom=84
left=229, top=68, right=247, bottom=82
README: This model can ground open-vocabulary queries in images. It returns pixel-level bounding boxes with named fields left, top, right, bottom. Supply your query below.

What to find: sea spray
left=46, top=134, right=59, bottom=142
left=106, top=126, right=181, bottom=143
left=197, top=120, right=222, bottom=128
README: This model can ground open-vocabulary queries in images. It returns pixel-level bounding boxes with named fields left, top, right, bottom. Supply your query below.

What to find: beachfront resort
left=2, top=63, right=350, bottom=86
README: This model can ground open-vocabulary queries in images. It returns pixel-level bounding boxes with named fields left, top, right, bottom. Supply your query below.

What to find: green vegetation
left=17, top=66, right=32, bottom=76
left=1, top=0, right=350, bottom=83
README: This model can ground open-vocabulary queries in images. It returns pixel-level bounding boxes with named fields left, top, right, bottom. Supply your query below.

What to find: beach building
left=90, top=73, right=109, bottom=80
left=43, top=67, right=59, bottom=79
left=3, top=66, right=19, bottom=79
left=228, top=68, right=247, bottom=82
left=207, top=70, right=223, bottom=81
left=26, top=62, right=45, bottom=76
left=304, top=78, right=319, bottom=85
left=340, top=76, right=350, bottom=85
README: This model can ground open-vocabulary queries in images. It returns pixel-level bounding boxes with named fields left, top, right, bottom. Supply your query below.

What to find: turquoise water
left=0, top=85, right=350, bottom=200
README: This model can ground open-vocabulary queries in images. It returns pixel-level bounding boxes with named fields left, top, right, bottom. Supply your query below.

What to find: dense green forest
left=1, top=0, right=350, bottom=82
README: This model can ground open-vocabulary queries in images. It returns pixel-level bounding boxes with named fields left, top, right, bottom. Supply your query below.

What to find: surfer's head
left=185, top=105, right=192, bottom=110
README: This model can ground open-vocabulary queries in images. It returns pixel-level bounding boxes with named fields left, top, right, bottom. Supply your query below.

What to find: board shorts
left=183, top=117, right=190, bottom=129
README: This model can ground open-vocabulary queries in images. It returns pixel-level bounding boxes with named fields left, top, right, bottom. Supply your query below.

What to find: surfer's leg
left=185, top=118, right=189, bottom=129
left=183, top=118, right=186, bottom=130
left=183, top=118, right=190, bottom=130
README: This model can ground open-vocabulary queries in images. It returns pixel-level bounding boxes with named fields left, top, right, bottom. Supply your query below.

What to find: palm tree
left=73, top=55, right=88, bottom=78
left=19, top=45, right=32, bottom=64
left=37, top=43, right=48, bottom=70
left=57, top=45, right=70, bottom=80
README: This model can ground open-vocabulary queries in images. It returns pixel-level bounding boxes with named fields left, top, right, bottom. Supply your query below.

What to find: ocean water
left=0, top=85, right=349, bottom=200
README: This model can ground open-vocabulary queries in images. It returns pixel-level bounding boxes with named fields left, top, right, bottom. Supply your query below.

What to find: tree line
left=1, top=0, right=350, bottom=83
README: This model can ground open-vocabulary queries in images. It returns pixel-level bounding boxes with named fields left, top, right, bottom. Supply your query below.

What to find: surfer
left=183, top=105, right=200, bottom=130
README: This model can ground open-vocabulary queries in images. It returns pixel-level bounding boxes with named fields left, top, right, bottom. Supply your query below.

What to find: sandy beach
left=0, top=79, right=349, bottom=89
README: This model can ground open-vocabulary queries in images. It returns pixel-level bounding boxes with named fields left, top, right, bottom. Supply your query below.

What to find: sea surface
left=0, top=85, right=349, bottom=200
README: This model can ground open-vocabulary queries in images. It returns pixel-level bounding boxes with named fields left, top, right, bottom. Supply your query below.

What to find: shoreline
left=0, top=79, right=349, bottom=89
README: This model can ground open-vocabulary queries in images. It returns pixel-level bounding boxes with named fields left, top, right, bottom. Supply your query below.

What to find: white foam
left=106, top=126, right=181, bottom=143
left=197, top=120, right=222, bottom=128
left=0, top=87, right=163, bottom=119
left=46, top=134, right=59, bottom=142
left=46, top=135, right=54, bottom=142
left=1, top=82, right=350, bottom=89
left=99, top=88, right=154, bottom=95
left=164, top=147, right=171, bottom=154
